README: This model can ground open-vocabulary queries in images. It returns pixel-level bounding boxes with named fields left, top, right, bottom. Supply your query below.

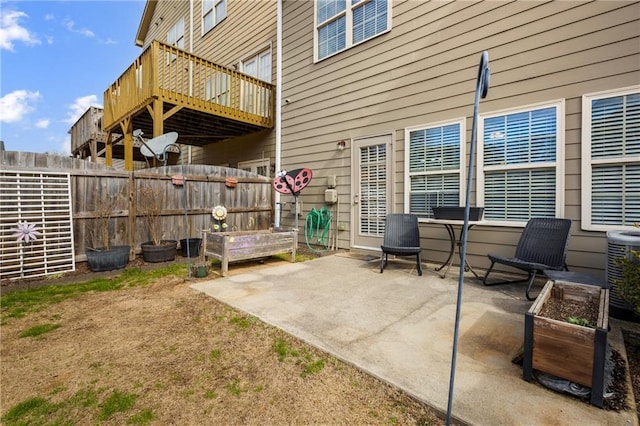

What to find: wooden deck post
left=90, top=138, right=97, bottom=162
left=120, top=118, right=133, bottom=171
left=151, top=99, right=164, bottom=138
left=105, top=129, right=113, bottom=167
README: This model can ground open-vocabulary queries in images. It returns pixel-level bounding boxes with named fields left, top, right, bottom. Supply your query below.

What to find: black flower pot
left=141, top=240, right=177, bottom=263
left=180, top=238, right=202, bottom=257
left=86, top=245, right=130, bottom=272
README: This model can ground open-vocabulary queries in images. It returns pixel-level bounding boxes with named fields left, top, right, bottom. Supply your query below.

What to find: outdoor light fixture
left=336, top=140, right=346, bottom=151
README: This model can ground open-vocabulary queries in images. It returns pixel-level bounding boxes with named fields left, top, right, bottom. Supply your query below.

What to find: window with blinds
left=405, top=120, right=464, bottom=218
left=582, top=88, right=640, bottom=230
left=478, top=102, right=563, bottom=224
left=315, top=0, right=390, bottom=61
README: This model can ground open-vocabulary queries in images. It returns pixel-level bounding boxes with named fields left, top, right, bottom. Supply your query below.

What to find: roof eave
left=135, top=0, right=158, bottom=47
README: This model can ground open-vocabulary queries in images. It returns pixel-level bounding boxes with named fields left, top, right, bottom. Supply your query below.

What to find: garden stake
left=446, top=50, right=490, bottom=426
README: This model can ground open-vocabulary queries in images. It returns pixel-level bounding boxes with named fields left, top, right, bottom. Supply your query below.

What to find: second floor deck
left=103, top=41, right=275, bottom=147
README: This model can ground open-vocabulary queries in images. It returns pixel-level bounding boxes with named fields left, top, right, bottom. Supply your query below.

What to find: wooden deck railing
left=103, top=41, right=275, bottom=132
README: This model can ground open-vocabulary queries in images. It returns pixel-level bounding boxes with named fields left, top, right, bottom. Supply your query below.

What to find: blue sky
left=0, top=0, right=146, bottom=154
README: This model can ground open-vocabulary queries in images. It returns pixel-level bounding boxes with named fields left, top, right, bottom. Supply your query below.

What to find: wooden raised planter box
left=523, top=280, right=610, bottom=407
left=202, top=229, right=297, bottom=277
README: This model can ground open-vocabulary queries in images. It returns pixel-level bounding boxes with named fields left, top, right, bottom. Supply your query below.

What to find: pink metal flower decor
left=12, top=221, right=41, bottom=243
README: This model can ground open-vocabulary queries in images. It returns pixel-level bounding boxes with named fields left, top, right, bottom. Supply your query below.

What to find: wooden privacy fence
left=1, top=151, right=274, bottom=272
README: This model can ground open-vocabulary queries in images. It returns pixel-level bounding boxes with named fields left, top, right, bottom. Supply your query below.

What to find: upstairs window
left=166, top=18, right=184, bottom=62
left=315, top=0, right=390, bottom=61
left=242, top=50, right=272, bottom=83
left=581, top=87, right=640, bottom=230
left=203, top=0, right=226, bottom=34
left=478, top=101, right=564, bottom=224
left=241, top=49, right=272, bottom=116
left=404, top=120, right=465, bottom=218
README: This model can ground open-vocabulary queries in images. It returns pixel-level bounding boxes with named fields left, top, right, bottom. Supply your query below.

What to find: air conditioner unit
left=606, top=229, right=640, bottom=319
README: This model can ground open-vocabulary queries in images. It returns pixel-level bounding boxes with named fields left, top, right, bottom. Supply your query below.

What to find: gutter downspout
left=183, top=0, right=194, bottom=165
left=189, top=0, right=194, bottom=54
left=274, top=0, right=283, bottom=228
left=189, top=0, right=194, bottom=95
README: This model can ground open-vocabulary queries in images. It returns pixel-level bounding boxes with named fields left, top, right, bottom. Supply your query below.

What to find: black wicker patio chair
left=380, top=214, right=423, bottom=276
left=481, top=217, right=572, bottom=300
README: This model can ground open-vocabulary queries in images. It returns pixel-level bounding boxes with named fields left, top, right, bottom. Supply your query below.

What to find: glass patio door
left=352, top=134, right=392, bottom=249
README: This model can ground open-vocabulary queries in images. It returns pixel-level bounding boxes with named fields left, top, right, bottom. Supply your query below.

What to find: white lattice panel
left=0, top=171, right=75, bottom=280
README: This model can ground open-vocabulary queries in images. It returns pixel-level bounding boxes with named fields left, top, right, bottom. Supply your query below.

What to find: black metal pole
left=446, top=51, right=490, bottom=426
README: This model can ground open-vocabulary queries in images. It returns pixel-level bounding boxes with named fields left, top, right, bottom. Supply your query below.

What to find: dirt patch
left=0, top=257, right=443, bottom=425
left=538, top=296, right=599, bottom=326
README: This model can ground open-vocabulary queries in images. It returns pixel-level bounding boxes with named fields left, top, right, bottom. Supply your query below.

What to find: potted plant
left=138, top=182, right=177, bottom=262
left=85, top=189, right=130, bottom=272
left=180, top=222, right=202, bottom=258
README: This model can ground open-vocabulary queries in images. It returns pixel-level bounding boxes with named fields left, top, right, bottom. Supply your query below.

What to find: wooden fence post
left=128, top=171, right=136, bottom=261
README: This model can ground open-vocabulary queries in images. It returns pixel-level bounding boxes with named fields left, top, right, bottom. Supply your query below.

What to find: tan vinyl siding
left=140, top=1, right=189, bottom=51
left=194, top=0, right=275, bottom=69
left=197, top=129, right=274, bottom=171
left=281, top=0, right=640, bottom=275
left=194, top=0, right=278, bottom=168
left=136, top=0, right=278, bottom=169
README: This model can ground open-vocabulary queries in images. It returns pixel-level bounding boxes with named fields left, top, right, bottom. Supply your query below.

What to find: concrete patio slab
left=191, top=254, right=637, bottom=425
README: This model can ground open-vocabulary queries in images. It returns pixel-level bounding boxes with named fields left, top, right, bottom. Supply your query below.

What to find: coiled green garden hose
left=305, top=207, right=331, bottom=252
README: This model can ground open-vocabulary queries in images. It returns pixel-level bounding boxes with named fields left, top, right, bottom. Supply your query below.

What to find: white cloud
left=64, top=95, right=102, bottom=125
left=62, top=18, right=94, bottom=38
left=45, top=35, right=54, bottom=45
left=60, top=135, right=71, bottom=155
left=104, top=38, right=117, bottom=45
left=0, top=90, right=41, bottom=123
left=39, top=135, right=70, bottom=156
left=0, top=10, right=41, bottom=51
left=44, top=14, right=54, bottom=21
left=35, top=118, right=50, bottom=129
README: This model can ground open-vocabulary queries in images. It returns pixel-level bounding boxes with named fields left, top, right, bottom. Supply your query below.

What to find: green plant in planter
left=567, top=316, right=593, bottom=328
left=615, top=224, right=640, bottom=313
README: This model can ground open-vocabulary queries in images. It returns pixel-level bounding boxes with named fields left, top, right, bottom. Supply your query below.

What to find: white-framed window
left=203, top=0, right=226, bottom=35
left=241, top=49, right=272, bottom=83
left=166, top=18, right=185, bottom=63
left=404, top=119, right=466, bottom=218
left=238, top=158, right=270, bottom=177
left=314, top=0, right=391, bottom=62
left=581, top=86, right=640, bottom=231
left=477, top=100, right=565, bottom=225
left=240, top=49, right=272, bottom=115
